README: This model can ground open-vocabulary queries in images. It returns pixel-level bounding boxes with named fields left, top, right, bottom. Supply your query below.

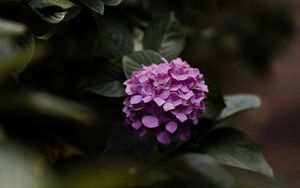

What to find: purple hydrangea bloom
left=123, top=58, right=208, bottom=145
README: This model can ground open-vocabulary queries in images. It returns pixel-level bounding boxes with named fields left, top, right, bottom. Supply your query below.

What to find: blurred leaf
left=21, top=92, right=97, bottom=125
left=0, top=21, right=35, bottom=81
left=28, top=0, right=76, bottom=23
left=224, top=166, right=279, bottom=188
left=135, top=169, right=171, bottom=188
left=85, top=80, right=125, bottom=97
left=217, top=94, right=261, bottom=121
left=202, top=82, right=226, bottom=120
left=122, top=50, right=162, bottom=78
left=162, top=154, right=234, bottom=188
left=59, top=156, right=139, bottom=188
left=143, top=12, right=185, bottom=60
left=80, top=0, right=104, bottom=15
left=0, top=143, right=52, bottom=188
left=102, top=0, right=122, bottom=6
left=0, top=40, right=34, bottom=81
left=0, top=125, right=5, bottom=141
left=0, top=18, right=26, bottom=36
left=12, top=31, right=35, bottom=79
left=201, top=127, right=273, bottom=177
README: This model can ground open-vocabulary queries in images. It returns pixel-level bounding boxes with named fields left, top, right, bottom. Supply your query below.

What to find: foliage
left=0, top=0, right=293, bottom=187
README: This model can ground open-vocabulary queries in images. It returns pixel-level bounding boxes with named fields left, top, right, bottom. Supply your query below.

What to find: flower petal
left=132, top=121, right=142, bottom=130
left=142, top=115, right=159, bottom=128
left=171, top=111, right=188, bottom=122
left=165, top=121, right=178, bottom=133
left=142, top=96, right=152, bottom=103
left=154, top=97, right=166, bottom=106
left=130, top=95, right=143, bottom=104
left=163, top=102, right=175, bottom=111
left=156, top=131, right=171, bottom=145
left=177, top=128, right=191, bottom=141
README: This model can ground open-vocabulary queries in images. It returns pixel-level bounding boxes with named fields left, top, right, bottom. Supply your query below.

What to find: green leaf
left=95, top=17, right=134, bottom=59
left=72, top=14, right=133, bottom=58
left=28, top=0, right=74, bottom=9
left=0, top=21, right=35, bottom=81
left=0, top=40, right=32, bottom=81
left=85, top=80, right=125, bottom=97
left=122, top=50, right=162, bottom=78
left=164, top=154, right=234, bottom=188
left=102, top=0, right=122, bottom=6
left=143, top=12, right=185, bottom=60
left=12, top=31, right=35, bottom=79
left=80, top=0, right=104, bottom=15
left=201, top=127, right=273, bottom=177
left=21, top=92, right=97, bottom=125
left=202, top=82, right=226, bottom=120
left=225, top=166, right=279, bottom=188
left=81, top=58, right=125, bottom=97
left=0, top=144, right=52, bottom=188
left=71, top=9, right=98, bottom=55
left=0, top=18, right=26, bottom=36
left=58, top=155, right=140, bottom=188
left=28, top=0, right=76, bottom=23
left=217, top=94, right=261, bottom=121
left=62, top=6, right=82, bottom=22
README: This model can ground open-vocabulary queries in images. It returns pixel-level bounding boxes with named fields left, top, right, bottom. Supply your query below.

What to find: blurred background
left=206, top=0, right=300, bottom=187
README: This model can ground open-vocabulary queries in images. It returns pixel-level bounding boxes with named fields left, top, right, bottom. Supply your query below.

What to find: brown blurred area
left=211, top=0, right=300, bottom=187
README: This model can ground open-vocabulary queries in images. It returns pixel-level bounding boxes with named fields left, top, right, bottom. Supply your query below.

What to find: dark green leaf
left=217, top=94, right=261, bottom=121
left=143, top=12, right=185, bottom=60
left=224, top=166, right=279, bottom=188
left=28, top=0, right=74, bottom=9
left=28, top=0, right=76, bottom=23
left=164, top=154, right=234, bottom=188
left=202, top=82, right=226, bottom=120
left=85, top=80, right=125, bottom=97
left=102, top=0, right=122, bottom=6
left=71, top=9, right=98, bottom=55
left=80, top=0, right=104, bottom=15
left=122, top=50, right=162, bottom=78
left=201, top=127, right=273, bottom=177
left=95, top=17, right=134, bottom=59
left=72, top=14, right=133, bottom=58
left=62, top=6, right=82, bottom=22
left=81, top=58, right=125, bottom=97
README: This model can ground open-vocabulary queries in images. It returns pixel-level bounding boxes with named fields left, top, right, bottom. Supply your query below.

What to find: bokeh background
left=207, top=0, right=300, bottom=187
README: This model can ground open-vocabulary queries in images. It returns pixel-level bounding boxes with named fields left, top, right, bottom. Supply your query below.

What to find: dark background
left=212, top=0, right=300, bottom=187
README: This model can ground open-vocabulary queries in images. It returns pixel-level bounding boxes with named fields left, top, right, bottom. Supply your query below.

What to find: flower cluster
left=123, top=58, right=208, bottom=144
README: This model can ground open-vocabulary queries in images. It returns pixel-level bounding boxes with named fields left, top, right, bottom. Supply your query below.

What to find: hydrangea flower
left=123, top=58, right=208, bottom=145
